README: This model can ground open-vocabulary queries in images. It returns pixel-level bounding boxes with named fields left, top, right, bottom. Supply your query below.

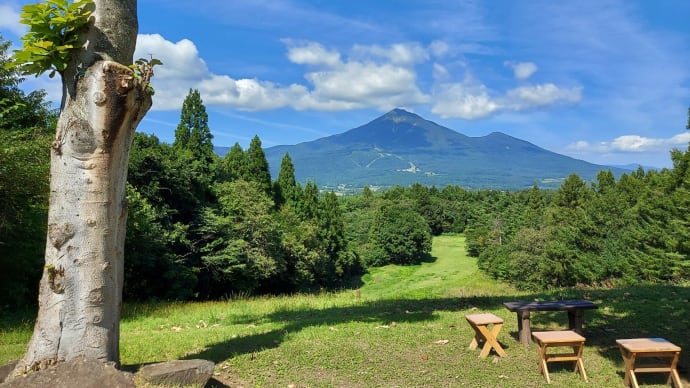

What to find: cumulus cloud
left=136, top=35, right=429, bottom=112
left=132, top=34, right=579, bottom=117
left=305, top=62, right=427, bottom=105
left=505, top=61, right=538, bottom=80
left=504, top=83, right=582, bottom=110
left=432, top=82, right=498, bottom=119
left=611, top=133, right=690, bottom=152
left=567, top=132, right=690, bottom=154
left=134, top=34, right=212, bottom=109
left=284, top=41, right=342, bottom=67
left=432, top=79, right=581, bottom=119
left=351, top=42, right=429, bottom=65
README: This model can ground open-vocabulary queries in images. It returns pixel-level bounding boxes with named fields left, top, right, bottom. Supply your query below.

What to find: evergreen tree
left=522, top=183, right=546, bottom=228
left=173, top=89, right=214, bottom=164
left=299, top=181, right=320, bottom=220
left=199, top=180, right=284, bottom=296
left=319, top=192, right=346, bottom=256
left=246, top=135, right=272, bottom=196
left=275, top=152, right=297, bottom=207
left=123, top=184, right=196, bottom=300
left=171, top=89, right=216, bottom=214
left=362, top=186, right=373, bottom=200
left=553, top=173, right=590, bottom=210
left=218, top=143, right=247, bottom=182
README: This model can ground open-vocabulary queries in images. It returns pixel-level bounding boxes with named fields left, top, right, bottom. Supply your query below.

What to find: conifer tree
left=173, top=89, right=214, bottom=164
left=218, top=143, right=248, bottom=182
left=319, top=191, right=346, bottom=255
left=300, top=181, right=320, bottom=220
left=246, top=135, right=272, bottom=196
left=275, top=152, right=297, bottom=207
left=522, top=183, right=545, bottom=228
left=172, top=88, right=216, bottom=208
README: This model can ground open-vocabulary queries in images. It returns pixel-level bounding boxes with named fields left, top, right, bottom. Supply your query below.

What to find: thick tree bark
left=10, top=0, right=151, bottom=377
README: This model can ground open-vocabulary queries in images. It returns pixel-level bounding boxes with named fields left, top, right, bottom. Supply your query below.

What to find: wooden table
left=532, top=330, right=588, bottom=384
left=503, top=300, right=598, bottom=345
left=465, top=313, right=507, bottom=358
left=616, top=338, right=682, bottom=388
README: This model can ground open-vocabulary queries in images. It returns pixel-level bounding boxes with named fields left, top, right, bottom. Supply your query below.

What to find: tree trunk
left=10, top=0, right=151, bottom=377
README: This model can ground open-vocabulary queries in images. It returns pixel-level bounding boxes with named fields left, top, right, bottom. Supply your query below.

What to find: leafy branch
left=5, top=0, right=94, bottom=78
left=129, top=56, right=163, bottom=95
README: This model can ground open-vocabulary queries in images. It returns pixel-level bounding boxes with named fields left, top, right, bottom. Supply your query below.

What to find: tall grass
left=1, top=234, right=688, bottom=387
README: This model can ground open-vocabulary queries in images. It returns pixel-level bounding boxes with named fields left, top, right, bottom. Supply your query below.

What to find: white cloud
left=504, top=83, right=582, bottom=110
left=136, top=35, right=429, bottom=112
left=567, top=132, right=690, bottom=154
left=432, top=81, right=498, bottom=119
left=285, top=41, right=342, bottom=67
left=351, top=42, right=429, bottom=65
left=610, top=133, right=690, bottom=152
left=504, top=61, right=538, bottom=80
left=432, top=80, right=581, bottom=119
left=0, top=5, right=24, bottom=36
left=198, top=75, right=306, bottom=111
left=134, top=34, right=211, bottom=109
left=305, top=62, right=428, bottom=106
left=136, top=34, right=208, bottom=80
left=131, top=34, right=581, bottom=118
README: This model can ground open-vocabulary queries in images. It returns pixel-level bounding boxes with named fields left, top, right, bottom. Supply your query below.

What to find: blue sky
left=2, top=0, right=689, bottom=168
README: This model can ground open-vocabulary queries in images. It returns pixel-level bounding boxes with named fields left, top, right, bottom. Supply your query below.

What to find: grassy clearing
left=1, top=234, right=689, bottom=387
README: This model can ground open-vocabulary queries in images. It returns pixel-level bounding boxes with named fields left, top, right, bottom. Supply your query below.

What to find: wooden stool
left=532, top=330, right=587, bottom=384
left=616, top=338, right=682, bottom=388
left=465, top=313, right=507, bottom=358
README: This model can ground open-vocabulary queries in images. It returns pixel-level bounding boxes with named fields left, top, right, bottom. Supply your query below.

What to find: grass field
left=1, top=234, right=689, bottom=387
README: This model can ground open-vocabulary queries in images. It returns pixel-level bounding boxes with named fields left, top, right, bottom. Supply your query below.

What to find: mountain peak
left=380, top=108, right=423, bottom=123
left=262, top=109, right=628, bottom=190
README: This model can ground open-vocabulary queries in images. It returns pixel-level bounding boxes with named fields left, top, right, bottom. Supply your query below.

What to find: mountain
left=225, top=109, right=630, bottom=191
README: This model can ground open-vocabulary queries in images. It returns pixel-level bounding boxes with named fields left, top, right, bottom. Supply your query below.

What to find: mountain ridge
left=218, top=109, right=631, bottom=191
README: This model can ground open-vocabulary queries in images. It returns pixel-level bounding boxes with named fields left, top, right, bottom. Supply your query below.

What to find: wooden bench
left=503, top=299, right=598, bottom=345
left=532, top=330, right=588, bottom=384
left=465, top=313, right=507, bottom=358
left=616, top=338, right=682, bottom=388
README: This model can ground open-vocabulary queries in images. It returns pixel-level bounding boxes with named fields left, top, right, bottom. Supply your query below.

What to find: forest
left=2, top=35, right=690, bottom=310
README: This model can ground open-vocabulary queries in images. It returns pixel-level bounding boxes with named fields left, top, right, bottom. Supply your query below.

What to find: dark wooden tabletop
left=503, top=299, right=598, bottom=312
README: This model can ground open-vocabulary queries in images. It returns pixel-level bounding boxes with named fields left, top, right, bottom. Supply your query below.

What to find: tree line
left=2, top=35, right=690, bottom=309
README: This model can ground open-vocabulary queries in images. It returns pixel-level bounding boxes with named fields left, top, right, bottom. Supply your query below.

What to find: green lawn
left=2, top=234, right=689, bottom=387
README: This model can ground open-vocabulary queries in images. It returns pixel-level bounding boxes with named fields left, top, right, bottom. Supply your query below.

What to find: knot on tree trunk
left=48, top=223, right=75, bottom=249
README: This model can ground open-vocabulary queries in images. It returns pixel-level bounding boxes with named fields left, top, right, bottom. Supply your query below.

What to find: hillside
left=222, top=109, right=630, bottom=191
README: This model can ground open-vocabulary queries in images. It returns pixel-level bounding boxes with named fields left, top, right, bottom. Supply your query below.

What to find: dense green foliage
left=468, top=165, right=690, bottom=290
left=2, top=35, right=689, bottom=305
left=0, top=36, right=56, bottom=308
left=122, top=89, right=368, bottom=299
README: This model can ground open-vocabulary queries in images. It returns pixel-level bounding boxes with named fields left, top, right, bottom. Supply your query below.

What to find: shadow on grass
left=178, top=284, right=690, bottom=382
left=6, top=283, right=688, bottom=383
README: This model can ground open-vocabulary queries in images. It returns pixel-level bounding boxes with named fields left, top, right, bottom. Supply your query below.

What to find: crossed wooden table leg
left=465, top=313, right=507, bottom=358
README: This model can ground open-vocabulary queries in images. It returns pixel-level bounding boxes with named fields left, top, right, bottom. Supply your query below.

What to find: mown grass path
left=1, top=234, right=688, bottom=387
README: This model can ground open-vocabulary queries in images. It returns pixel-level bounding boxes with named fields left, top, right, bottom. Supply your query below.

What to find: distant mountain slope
left=227, top=109, right=630, bottom=190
